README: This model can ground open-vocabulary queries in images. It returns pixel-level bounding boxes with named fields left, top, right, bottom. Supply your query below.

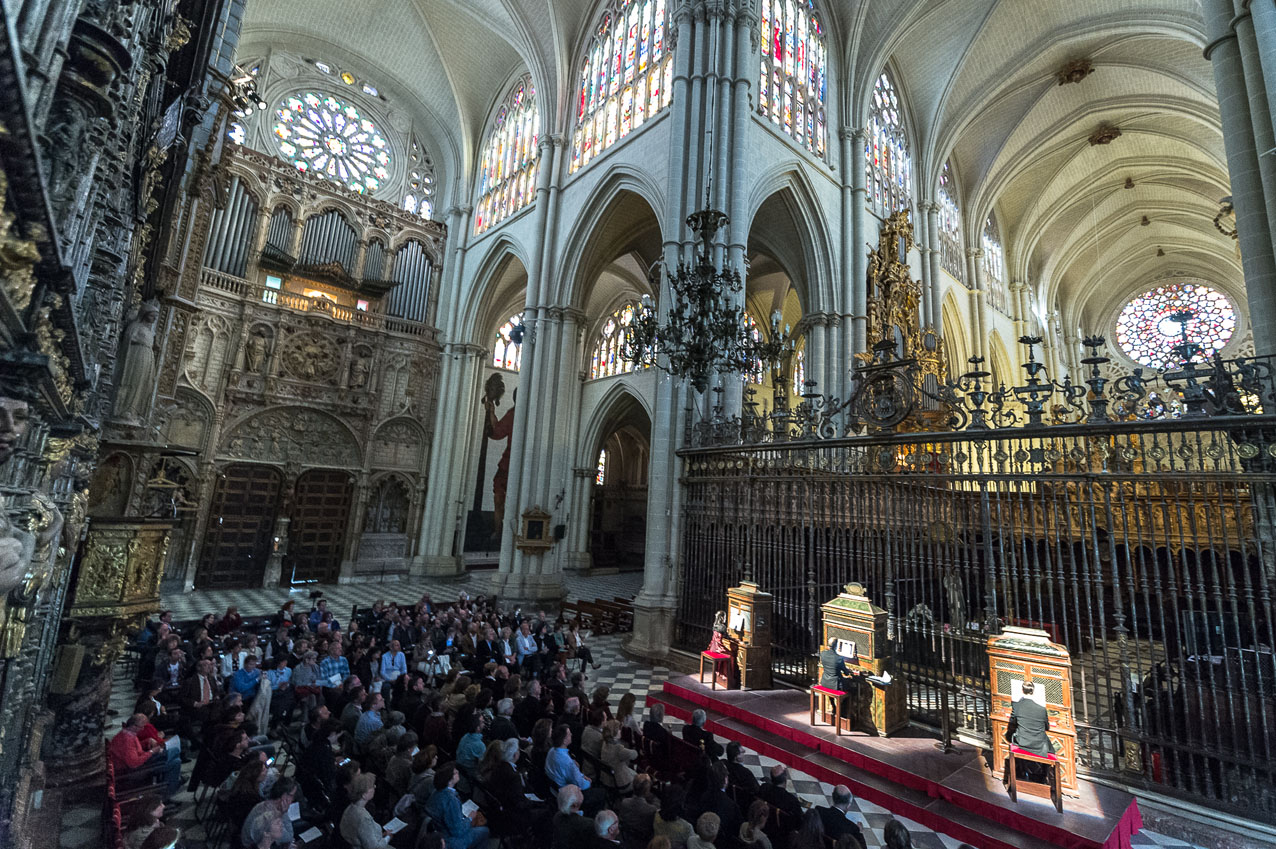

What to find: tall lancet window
left=758, top=0, right=828, bottom=157
left=475, top=77, right=541, bottom=235
left=570, top=0, right=673, bottom=173
left=938, top=161, right=964, bottom=282
left=982, top=214, right=1007, bottom=314
left=866, top=71, right=912, bottom=217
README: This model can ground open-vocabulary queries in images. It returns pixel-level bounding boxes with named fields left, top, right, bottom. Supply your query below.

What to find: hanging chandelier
left=622, top=203, right=786, bottom=393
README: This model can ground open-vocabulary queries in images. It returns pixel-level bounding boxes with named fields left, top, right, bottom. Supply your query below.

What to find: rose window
left=1115, top=280, right=1237, bottom=370
left=273, top=92, right=390, bottom=194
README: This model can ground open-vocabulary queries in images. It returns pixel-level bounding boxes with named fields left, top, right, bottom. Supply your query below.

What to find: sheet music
left=835, top=638, right=857, bottom=660
left=1011, top=679, right=1048, bottom=707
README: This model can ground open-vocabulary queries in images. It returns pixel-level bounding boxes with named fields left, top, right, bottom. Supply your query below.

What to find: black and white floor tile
left=60, top=572, right=1208, bottom=849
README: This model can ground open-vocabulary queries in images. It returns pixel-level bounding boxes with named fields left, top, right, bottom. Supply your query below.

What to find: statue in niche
left=113, top=299, right=161, bottom=423
left=482, top=373, right=516, bottom=540
left=245, top=330, right=270, bottom=374
left=349, top=353, right=370, bottom=389
left=43, top=103, right=87, bottom=213
left=0, top=394, right=34, bottom=599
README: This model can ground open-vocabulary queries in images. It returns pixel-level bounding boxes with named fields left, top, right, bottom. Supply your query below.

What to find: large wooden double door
left=197, top=465, right=354, bottom=588
left=197, top=464, right=283, bottom=589
left=285, top=469, right=354, bottom=585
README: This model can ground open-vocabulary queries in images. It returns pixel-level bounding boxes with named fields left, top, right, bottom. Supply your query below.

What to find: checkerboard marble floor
left=59, top=572, right=1212, bottom=849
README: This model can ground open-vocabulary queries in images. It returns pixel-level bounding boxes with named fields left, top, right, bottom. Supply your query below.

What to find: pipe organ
left=202, top=175, right=259, bottom=278
left=387, top=239, right=433, bottom=323
left=364, top=239, right=387, bottom=281
left=300, top=208, right=359, bottom=272
left=266, top=206, right=294, bottom=255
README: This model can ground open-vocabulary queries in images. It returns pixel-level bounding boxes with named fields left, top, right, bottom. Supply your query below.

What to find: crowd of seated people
left=117, top=593, right=920, bottom=849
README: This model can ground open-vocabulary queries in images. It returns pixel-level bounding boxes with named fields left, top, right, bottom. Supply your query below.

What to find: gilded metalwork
left=0, top=169, right=40, bottom=313
left=67, top=521, right=172, bottom=619
left=678, top=416, right=1276, bottom=819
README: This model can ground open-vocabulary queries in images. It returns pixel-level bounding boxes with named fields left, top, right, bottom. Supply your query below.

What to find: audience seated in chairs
left=109, top=591, right=897, bottom=849
left=108, top=713, right=182, bottom=797
left=121, top=794, right=166, bottom=849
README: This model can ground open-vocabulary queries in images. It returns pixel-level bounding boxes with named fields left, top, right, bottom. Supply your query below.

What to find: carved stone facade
left=131, top=145, right=445, bottom=589
left=0, top=0, right=237, bottom=841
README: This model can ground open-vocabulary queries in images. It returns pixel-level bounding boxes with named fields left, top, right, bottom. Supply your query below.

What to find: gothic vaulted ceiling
left=240, top=0, right=1237, bottom=336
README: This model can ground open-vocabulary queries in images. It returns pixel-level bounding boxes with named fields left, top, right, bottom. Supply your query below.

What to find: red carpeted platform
left=649, top=675, right=1143, bottom=849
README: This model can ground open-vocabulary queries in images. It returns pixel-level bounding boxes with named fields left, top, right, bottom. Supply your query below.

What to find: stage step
left=648, top=686, right=1079, bottom=849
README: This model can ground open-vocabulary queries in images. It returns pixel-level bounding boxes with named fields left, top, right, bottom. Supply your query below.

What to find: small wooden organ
left=820, top=583, right=907, bottom=735
left=727, top=581, right=773, bottom=690
left=987, top=626, right=1079, bottom=795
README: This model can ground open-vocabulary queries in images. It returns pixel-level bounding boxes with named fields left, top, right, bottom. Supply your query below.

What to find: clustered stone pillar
left=1205, top=0, right=1276, bottom=357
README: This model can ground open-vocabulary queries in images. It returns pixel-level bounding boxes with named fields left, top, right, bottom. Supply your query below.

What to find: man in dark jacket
left=681, top=708, right=723, bottom=757
left=1009, top=681, right=1051, bottom=755
left=725, top=742, right=759, bottom=797
left=756, top=764, right=803, bottom=839
left=695, top=762, right=743, bottom=848
left=817, top=785, right=867, bottom=848
left=552, top=785, right=596, bottom=849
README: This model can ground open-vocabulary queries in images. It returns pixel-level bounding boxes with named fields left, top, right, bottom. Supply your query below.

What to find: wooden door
left=196, top=464, right=283, bottom=589
left=286, top=469, right=354, bottom=585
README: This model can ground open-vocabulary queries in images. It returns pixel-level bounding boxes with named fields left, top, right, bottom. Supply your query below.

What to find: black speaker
left=553, top=523, right=566, bottom=540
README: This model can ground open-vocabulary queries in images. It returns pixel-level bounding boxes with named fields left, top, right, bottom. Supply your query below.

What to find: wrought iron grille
left=676, top=418, right=1276, bottom=820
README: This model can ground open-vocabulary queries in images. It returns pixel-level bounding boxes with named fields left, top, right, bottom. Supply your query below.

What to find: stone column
left=967, top=247, right=987, bottom=360
left=926, top=202, right=942, bottom=328
left=1205, top=0, right=1276, bottom=355
left=245, top=204, right=272, bottom=278
left=849, top=128, right=871, bottom=357
left=629, top=2, right=697, bottom=658
left=1232, top=5, right=1276, bottom=264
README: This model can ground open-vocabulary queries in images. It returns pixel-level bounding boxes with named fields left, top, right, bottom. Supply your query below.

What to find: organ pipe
left=363, top=240, right=386, bottom=281
left=387, top=240, right=433, bottom=322
left=300, top=209, right=358, bottom=273
left=267, top=207, right=292, bottom=251
left=200, top=176, right=259, bottom=278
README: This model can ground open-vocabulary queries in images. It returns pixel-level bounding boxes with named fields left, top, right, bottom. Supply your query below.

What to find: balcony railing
left=199, top=267, right=434, bottom=339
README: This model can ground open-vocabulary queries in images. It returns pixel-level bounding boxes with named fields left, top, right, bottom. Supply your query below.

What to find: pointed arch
left=746, top=167, right=837, bottom=315
left=558, top=169, right=665, bottom=311
left=578, top=381, right=653, bottom=469
left=940, top=289, right=970, bottom=379
left=987, top=330, right=1013, bottom=389
left=457, top=234, right=533, bottom=346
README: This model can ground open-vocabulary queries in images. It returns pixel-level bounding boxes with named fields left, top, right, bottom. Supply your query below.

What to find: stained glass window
left=493, top=312, right=525, bottom=371
left=571, top=0, right=673, bottom=173
left=938, top=160, right=964, bottom=282
left=759, top=0, right=827, bottom=157
left=981, top=214, right=1007, bottom=314
left=228, top=121, right=247, bottom=145
left=866, top=72, right=912, bottom=216
left=596, top=449, right=608, bottom=485
left=476, top=78, right=540, bottom=235
left=273, top=92, right=390, bottom=194
left=1116, top=280, right=1236, bottom=370
left=403, top=138, right=437, bottom=221
left=590, top=303, right=640, bottom=379
left=792, top=347, right=806, bottom=391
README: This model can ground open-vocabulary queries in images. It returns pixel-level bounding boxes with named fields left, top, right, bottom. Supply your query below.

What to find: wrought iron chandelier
left=622, top=202, right=785, bottom=393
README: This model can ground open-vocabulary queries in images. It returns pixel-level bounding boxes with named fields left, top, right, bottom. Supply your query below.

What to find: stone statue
left=0, top=395, right=33, bottom=599
left=350, top=354, right=370, bottom=389
left=113, top=299, right=161, bottom=423
left=245, top=331, right=269, bottom=373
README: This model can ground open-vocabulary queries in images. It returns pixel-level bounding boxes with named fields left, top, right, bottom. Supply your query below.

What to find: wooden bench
left=591, top=599, right=633, bottom=631
left=1006, top=746, right=1063, bottom=813
left=809, top=685, right=847, bottom=735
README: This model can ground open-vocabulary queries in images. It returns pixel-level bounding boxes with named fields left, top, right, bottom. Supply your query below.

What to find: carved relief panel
left=220, top=407, right=361, bottom=468
left=370, top=419, right=425, bottom=470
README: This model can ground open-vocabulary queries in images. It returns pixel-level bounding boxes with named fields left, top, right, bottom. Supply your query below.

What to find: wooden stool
left=1007, top=746, right=1062, bottom=813
left=699, top=651, right=731, bottom=689
left=809, top=685, right=846, bottom=735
